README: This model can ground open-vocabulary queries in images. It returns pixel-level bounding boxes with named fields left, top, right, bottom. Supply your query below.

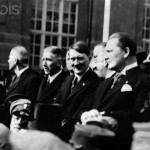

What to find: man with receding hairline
left=36, top=46, right=68, bottom=104
left=6, top=46, right=41, bottom=104
left=80, top=32, right=150, bottom=150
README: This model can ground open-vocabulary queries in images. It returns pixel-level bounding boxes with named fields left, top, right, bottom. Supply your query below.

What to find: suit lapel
left=7, top=68, right=31, bottom=95
left=68, top=69, right=97, bottom=98
left=7, top=76, right=20, bottom=93
left=69, top=79, right=86, bottom=97
left=99, top=67, right=140, bottom=106
left=61, top=75, right=74, bottom=104
left=39, top=76, right=60, bottom=99
left=37, top=71, right=67, bottom=102
left=102, top=76, right=127, bottom=102
left=37, top=77, right=48, bottom=100
left=93, top=77, right=113, bottom=108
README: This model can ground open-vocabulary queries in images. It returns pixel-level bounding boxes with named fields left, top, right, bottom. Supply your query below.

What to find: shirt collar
left=74, top=67, right=90, bottom=82
left=48, top=70, right=62, bottom=83
left=121, top=62, right=138, bottom=75
left=16, top=66, right=29, bottom=77
left=105, top=71, right=116, bottom=79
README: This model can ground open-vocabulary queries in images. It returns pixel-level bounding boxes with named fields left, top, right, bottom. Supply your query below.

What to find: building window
left=30, top=0, right=78, bottom=67
left=142, top=0, right=150, bottom=53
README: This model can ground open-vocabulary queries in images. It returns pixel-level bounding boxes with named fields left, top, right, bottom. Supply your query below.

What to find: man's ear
left=123, top=47, right=130, bottom=58
left=57, top=57, right=63, bottom=66
left=14, top=58, right=18, bottom=64
left=16, top=59, right=21, bottom=65
left=88, top=55, right=92, bottom=61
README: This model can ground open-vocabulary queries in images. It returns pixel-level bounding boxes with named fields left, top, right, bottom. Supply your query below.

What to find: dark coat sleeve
left=25, top=75, right=41, bottom=102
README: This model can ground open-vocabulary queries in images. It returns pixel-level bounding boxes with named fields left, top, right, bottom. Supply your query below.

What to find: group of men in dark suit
left=1, top=32, right=150, bottom=150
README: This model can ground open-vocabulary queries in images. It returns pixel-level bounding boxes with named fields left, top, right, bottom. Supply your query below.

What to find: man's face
left=105, top=38, right=126, bottom=72
left=42, top=50, right=60, bottom=75
left=91, top=46, right=107, bottom=77
left=10, top=114, right=28, bottom=133
left=66, top=52, right=73, bottom=72
left=8, top=50, right=17, bottom=71
left=69, top=49, right=90, bottom=76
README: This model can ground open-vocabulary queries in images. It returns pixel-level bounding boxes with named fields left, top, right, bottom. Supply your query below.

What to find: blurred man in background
left=90, top=42, right=115, bottom=78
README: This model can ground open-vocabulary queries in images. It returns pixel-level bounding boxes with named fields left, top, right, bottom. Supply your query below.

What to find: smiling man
left=55, top=41, right=100, bottom=141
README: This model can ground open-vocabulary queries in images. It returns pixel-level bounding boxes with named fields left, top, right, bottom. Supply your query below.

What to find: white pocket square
left=121, top=84, right=133, bottom=92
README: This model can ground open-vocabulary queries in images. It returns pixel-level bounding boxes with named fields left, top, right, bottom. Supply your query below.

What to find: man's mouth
left=104, top=61, right=109, bottom=68
left=43, top=67, right=49, bottom=70
left=14, top=126, right=21, bottom=130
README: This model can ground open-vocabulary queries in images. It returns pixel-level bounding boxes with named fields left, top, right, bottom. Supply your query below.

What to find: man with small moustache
left=55, top=41, right=100, bottom=141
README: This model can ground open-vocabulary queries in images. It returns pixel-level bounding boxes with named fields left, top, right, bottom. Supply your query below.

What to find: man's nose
left=74, top=59, right=79, bottom=65
left=19, top=118, right=27, bottom=125
left=42, top=60, right=47, bottom=66
left=104, top=53, right=109, bottom=61
left=16, top=118, right=22, bottom=124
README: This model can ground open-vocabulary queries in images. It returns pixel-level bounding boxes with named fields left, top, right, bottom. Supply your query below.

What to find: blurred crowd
left=0, top=32, right=150, bottom=150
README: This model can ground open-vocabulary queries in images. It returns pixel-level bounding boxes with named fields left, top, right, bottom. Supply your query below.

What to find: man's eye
left=43, top=58, right=51, bottom=61
left=107, top=50, right=112, bottom=53
left=46, top=58, right=51, bottom=61
left=70, top=58, right=75, bottom=61
left=14, top=116, right=20, bottom=120
left=77, top=57, right=83, bottom=61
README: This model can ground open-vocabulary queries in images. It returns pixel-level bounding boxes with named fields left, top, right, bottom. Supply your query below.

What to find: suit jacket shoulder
left=36, top=70, right=68, bottom=103
left=6, top=67, right=41, bottom=103
left=93, top=66, right=150, bottom=122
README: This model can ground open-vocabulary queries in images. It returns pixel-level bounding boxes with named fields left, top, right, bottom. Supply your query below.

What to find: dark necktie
left=44, top=77, right=51, bottom=89
left=71, top=77, right=78, bottom=92
left=111, top=72, right=124, bottom=89
left=9, top=75, right=17, bottom=87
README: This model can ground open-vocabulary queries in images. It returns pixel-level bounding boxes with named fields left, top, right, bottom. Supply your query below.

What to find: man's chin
left=44, top=70, right=50, bottom=75
left=12, top=127, right=21, bottom=132
left=74, top=70, right=85, bottom=76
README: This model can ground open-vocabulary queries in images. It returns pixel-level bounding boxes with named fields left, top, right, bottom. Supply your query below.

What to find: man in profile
left=36, top=46, right=67, bottom=104
left=80, top=32, right=150, bottom=150
left=6, top=46, right=41, bottom=105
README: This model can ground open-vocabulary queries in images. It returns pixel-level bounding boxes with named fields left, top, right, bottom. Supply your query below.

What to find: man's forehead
left=9, top=50, right=21, bottom=60
left=42, top=51, right=56, bottom=58
left=10, top=50, right=17, bottom=56
left=69, top=49, right=87, bottom=57
left=94, top=46, right=105, bottom=55
left=106, top=38, right=120, bottom=49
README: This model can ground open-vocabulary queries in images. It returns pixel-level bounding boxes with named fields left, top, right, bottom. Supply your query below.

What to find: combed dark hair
left=69, top=41, right=90, bottom=56
left=109, top=32, right=137, bottom=56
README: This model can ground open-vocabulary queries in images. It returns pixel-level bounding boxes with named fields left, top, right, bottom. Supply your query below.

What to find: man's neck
left=75, top=67, right=89, bottom=81
left=14, top=66, right=29, bottom=77
left=49, top=67, right=61, bottom=77
left=117, top=56, right=136, bottom=71
left=48, top=69, right=62, bottom=83
left=118, top=56, right=137, bottom=74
